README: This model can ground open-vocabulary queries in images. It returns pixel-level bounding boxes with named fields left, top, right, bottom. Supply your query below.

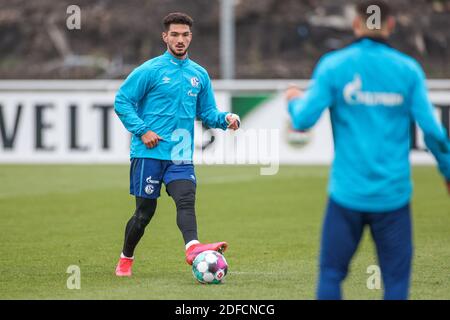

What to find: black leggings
left=122, top=197, right=157, bottom=258
left=166, top=179, right=198, bottom=244
left=121, top=180, right=197, bottom=257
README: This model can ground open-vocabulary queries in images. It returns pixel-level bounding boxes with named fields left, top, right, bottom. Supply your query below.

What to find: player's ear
left=352, top=16, right=363, bottom=36
left=386, top=16, right=396, bottom=34
left=162, top=32, right=168, bottom=44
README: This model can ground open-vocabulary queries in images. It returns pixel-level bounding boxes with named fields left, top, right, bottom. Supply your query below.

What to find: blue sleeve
left=196, top=73, right=228, bottom=130
left=424, top=134, right=450, bottom=181
left=114, top=65, right=152, bottom=136
left=288, top=56, right=334, bottom=130
left=409, top=64, right=450, bottom=180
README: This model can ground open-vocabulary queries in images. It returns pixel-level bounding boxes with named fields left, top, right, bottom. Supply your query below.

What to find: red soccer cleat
left=185, top=241, right=228, bottom=265
left=115, top=256, right=134, bottom=277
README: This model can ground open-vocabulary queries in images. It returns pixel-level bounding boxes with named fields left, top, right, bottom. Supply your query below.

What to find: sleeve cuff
left=136, top=126, right=150, bottom=137
left=288, top=98, right=301, bottom=116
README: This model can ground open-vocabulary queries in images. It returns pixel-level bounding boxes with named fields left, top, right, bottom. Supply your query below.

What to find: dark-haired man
left=114, top=12, right=240, bottom=276
left=286, top=1, right=450, bottom=299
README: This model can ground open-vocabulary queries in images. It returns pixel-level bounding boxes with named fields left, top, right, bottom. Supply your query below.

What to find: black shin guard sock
left=122, top=197, right=157, bottom=258
left=166, top=180, right=198, bottom=244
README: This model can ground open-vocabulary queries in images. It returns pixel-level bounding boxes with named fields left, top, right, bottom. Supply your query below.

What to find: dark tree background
left=0, top=0, right=449, bottom=79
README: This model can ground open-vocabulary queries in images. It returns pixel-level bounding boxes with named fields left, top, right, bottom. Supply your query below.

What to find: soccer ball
left=192, top=250, right=228, bottom=284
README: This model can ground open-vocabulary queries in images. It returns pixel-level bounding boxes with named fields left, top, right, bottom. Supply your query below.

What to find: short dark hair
left=163, top=12, right=194, bottom=30
left=356, top=0, right=393, bottom=23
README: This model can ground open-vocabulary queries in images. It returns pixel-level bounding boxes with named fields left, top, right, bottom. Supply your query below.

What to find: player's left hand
left=226, top=113, right=240, bottom=130
left=285, top=84, right=302, bottom=101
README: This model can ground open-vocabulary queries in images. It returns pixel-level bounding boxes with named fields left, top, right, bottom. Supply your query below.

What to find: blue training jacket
left=115, top=51, right=229, bottom=161
left=288, top=37, right=450, bottom=212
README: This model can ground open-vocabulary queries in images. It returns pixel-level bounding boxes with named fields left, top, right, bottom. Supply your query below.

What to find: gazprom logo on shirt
left=187, top=90, right=197, bottom=97
left=146, top=176, right=160, bottom=184
left=343, top=74, right=404, bottom=107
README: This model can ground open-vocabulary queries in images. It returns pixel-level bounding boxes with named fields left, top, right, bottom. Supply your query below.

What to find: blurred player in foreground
left=286, top=0, right=450, bottom=299
left=114, top=12, right=240, bottom=276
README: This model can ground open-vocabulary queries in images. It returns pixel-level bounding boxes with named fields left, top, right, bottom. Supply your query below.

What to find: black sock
left=166, top=180, right=198, bottom=244
left=122, top=197, right=157, bottom=258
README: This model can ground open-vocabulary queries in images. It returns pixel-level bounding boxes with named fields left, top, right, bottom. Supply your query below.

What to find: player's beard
left=169, top=44, right=188, bottom=57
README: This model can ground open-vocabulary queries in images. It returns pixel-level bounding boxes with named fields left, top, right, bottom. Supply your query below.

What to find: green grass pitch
left=0, top=165, right=448, bottom=299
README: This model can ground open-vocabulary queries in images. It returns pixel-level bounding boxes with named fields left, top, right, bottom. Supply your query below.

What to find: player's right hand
left=141, top=130, right=163, bottom=148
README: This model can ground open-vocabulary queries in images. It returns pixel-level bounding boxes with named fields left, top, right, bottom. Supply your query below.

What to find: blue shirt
left=115, top=51, right=229, bottom=161
left=289, top=38, right=450, bottom=212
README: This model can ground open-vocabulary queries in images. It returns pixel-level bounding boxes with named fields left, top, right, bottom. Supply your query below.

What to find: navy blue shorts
left=317, top=197, right=413, bottom=300
left=129, top=158, right=196, bottom=199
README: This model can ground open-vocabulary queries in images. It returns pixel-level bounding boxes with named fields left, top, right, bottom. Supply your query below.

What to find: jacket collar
left=353, top=36, right=392, bottom=48
left=163, top=50, right=190, bottom=66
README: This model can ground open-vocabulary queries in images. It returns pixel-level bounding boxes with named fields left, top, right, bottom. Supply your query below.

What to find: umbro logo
left=162, top=76, right=171, bottom=84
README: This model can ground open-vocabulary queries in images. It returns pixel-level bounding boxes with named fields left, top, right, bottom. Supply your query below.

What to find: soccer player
left=286, top=1, right=450, bottom=299
left=114, top=12, right=240, bottom=276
